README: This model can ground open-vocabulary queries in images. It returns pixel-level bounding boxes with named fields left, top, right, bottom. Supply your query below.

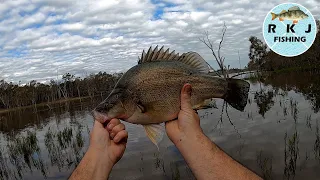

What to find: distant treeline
left=247, top=20, right=320, bottom=71
left=0, top=72, right=123, bottom=110
left=214, top=68, right=245, bottom=75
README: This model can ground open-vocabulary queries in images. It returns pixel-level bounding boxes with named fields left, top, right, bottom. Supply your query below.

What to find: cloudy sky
left=0, top=0, right=319, bottom=83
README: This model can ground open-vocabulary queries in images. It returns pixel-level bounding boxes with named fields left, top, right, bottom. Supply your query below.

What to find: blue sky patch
left=7, top=47, right=28, bottom=58
left=151, top=0, right=177, bottom=20
left=18, top=7, right=40, bottom=17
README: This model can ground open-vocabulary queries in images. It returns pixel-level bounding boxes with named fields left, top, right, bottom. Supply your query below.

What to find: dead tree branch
left=199, top=22, right=228, bottom=78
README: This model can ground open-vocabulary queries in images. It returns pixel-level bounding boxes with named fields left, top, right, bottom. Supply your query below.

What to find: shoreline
left=0, top=96, right=92, bottom=114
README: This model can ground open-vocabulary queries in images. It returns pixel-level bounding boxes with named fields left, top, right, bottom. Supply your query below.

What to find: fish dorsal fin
left=280, top=10, right=287, bottom=14
left=177, top=52, right=213, bottom=73
left=138, top=46, right=213, bottom=73
left=138, top=46, right=179, bottom=64
left=288, top=6, right=300, bottom=11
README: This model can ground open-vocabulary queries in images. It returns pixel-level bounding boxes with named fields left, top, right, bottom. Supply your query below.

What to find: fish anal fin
left=143, top=124, right=164, bottom=150
left=280, top=10, right=287, bottom=14
left=293, top=20, right=298, bottom=24
left=279, top=17, right=284, bottom=21
left=193, top=99, right=217, bottom=110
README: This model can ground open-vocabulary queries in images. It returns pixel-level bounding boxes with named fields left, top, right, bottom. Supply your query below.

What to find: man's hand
left=89, top=119, right=128, bottom=165
left=165, top=84, right=203, bottom=145
left=70, top=119, right=128, bottom=180
left=165, top=84, right=262, bottom=180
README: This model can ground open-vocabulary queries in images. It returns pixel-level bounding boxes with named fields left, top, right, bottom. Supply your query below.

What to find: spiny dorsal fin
left=280, top=10, right=287, bottom=14
left=146, top=46, right=155, bottom=62
left=288, top=6, right=300, bottom=11
left=138, top=46, right=213, bottom=73
left=138, top=46, right=179, bottom=64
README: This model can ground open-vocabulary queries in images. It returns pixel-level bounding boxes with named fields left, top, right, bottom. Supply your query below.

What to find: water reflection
left=315, top=120, right=320, bottom=162
left=263, top=72, right=320, bottom=113
left=44, top=123, right=84, bottom=171
left=0, top=100, right=93, bottom=179
left=0, top=72, right=320, bottom=179
left=254, top=89, right=275, bottom=118
left=284, top=130, right=299, bottom=180
left=7, top=131, right=47, bottom=178
left=256, top=150, right=273, bottom=180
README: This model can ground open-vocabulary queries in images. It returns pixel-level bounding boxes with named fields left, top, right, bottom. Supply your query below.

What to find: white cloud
left=60, top=23, right=86, bottom=31
left=0, top=0, right=319, bottom=83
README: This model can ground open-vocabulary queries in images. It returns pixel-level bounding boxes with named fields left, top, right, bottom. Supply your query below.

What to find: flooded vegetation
left=0, top=71, right=320, bottom=179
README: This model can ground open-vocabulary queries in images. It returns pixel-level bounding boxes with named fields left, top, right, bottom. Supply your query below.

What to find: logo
left=263, top=3, right=317, bottom=57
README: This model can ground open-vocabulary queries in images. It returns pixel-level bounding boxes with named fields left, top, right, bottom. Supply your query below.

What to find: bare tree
left=199, top=22, right=229, bottom=78
left=199, top=23, right=242, bottom=129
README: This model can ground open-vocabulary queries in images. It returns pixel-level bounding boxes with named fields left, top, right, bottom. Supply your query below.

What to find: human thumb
left=180, top=84, right=192, bottom=111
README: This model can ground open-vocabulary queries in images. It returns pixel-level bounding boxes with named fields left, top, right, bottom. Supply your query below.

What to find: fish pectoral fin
left=137, top=102, right=146, bottom=113
left=143, top=123, right=164, bottom=150
left=293, top=20, right=298, bottom=24
left=193, top=99, right=217, bottom=110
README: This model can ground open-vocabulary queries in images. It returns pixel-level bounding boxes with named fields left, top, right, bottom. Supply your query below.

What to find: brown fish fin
left=143, top=123, right=164, bottom=150
left=288, top=6, right=300, bottom=11
left=293, top=20, right=298, bottom=24
left=138, top=46, right=213, bottom=73
left=224, top=79, right=250, bottom=111
left=178, top=52, right=213, bottom=73
left=271, top=12, right=277, bottom=20
left=279, top=17, right=284, bottom=21
left=193, top=99, right=217, bottom=110
left=280, top=10, right=287, bottom=14
left=137, top=103, right=146, bottom=113
left=138, top=46, right=180, bottom=64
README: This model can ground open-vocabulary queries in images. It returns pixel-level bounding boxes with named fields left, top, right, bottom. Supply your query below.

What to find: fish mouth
left=92, top=110, right=109, bottom=124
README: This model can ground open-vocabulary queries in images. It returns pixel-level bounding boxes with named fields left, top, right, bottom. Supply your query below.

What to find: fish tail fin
left=271, top=12, right=277, bottom=20
left=224, top=79, right=250, bottom=111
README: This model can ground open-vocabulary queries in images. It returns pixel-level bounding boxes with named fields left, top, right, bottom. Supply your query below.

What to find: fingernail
left=114, top=136, right=119, bottom=142
left=110, top=133, right=115, bottom=138
left=108, top=123, right=114, bottom=130
left=186, top=85, right=192, bottom=96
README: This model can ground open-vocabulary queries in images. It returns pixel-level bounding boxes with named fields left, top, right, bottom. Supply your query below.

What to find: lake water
left=0, top=72, right=320, bottom=180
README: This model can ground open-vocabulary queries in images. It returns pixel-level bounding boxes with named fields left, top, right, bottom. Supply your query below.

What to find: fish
left=271, top=6, right=308, bottom=24
left=92, top=46, right=250, bottom=148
